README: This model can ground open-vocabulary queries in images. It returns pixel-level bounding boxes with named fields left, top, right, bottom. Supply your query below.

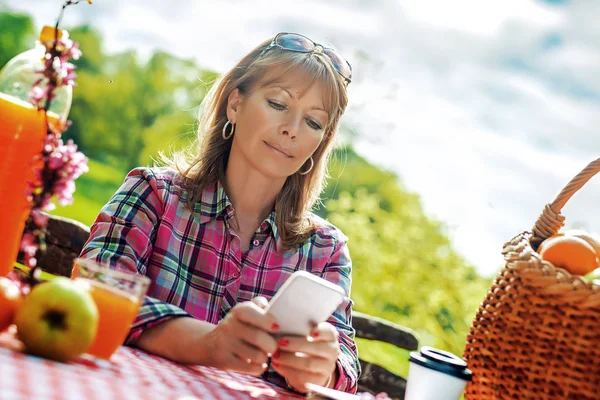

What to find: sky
left=4, top=0, right=600, bottom=277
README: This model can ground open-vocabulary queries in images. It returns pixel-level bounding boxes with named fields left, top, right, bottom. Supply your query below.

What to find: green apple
left=15, top=277, right=98, bottom=362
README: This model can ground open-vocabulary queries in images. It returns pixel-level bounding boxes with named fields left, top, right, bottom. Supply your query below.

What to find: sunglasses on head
left=260, top=32, right=353, bottom=85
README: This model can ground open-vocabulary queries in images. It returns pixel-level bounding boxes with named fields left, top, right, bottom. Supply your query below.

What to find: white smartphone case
left=266, top=270, right=346, bottom=336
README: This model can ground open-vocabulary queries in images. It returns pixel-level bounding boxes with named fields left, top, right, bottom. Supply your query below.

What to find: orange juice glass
left=72, top=258, right=150, bottom=360
left=0, top=93, right=63, bottom=277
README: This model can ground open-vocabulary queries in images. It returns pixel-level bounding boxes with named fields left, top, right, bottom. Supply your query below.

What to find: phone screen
left=266, top=271, right=345, bottom=336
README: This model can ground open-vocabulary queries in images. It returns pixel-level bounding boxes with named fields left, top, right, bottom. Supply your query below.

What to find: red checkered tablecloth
left=0, top=332, right=303, bottom=400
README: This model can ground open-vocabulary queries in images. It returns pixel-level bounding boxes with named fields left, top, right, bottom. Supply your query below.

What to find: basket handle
left=531, top=158, right=600, bottom=247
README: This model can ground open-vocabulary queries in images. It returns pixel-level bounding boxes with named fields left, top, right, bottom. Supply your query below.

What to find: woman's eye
left=306, top=118, right=323, bottom=131
left=268, top=100, right=286, bottom=111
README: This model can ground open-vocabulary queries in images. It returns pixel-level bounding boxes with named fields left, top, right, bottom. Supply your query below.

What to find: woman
left=80, top=32, right=359, bottom=394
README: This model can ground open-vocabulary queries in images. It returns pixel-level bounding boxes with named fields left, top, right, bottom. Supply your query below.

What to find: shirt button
left=253, top=239, right=260, bottom=247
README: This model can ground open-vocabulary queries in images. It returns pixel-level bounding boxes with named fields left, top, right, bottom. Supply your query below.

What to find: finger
left=233, top=321, right=278, bottom=356
left=272, top=349, right=332, bottom=375
left=229, top=353, right=269, bottom=377
left=309, top=322, right=339, bottom=342
left=231, top=301, right=280, bottom=334
left=251, top=296, right=269, bottom=309
left=277, top=337, right=339, bottom=359
left=231, top=338, right=269, bottom=366
left=271, top=362, right=328, bottom=392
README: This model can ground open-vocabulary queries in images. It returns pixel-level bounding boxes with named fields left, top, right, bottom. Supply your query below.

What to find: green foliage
left=69, top=25, right=104, bottom=73
left=355, top=338, right=412, bottom=377
left=62, top=27, right=218, bottom=171
left=0, top=11, right=34, bottom=67
left=50, top=159, right=125, bottom=226
left=320, top=148, right=492, bottom=373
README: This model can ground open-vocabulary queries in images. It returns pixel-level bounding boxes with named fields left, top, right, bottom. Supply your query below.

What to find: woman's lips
left=264, top=141, right=293, bottom=158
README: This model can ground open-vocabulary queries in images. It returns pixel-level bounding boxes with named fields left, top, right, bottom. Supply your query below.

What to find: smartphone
left=265, top=270, right=346, bottom=336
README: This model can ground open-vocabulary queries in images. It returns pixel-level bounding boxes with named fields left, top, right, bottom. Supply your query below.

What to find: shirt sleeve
left=322, top=234, right=361, bottom=394
left=79, top=167, right=190, bottom=345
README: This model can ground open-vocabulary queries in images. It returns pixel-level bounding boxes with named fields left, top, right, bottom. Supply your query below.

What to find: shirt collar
left=193, top=180, right=279, bottom=240
left=263, top=209, right=278, bottom=241
left=193, top=180, right=232, bottom=224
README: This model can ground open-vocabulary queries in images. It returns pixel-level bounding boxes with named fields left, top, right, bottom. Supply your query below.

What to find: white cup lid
left=409, top=346, right=473, bottom=381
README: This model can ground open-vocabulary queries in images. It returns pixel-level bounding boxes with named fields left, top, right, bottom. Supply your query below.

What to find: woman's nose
left=281, top=129, right=295, bottom=139
left=280, top=118, right=300, bottom=140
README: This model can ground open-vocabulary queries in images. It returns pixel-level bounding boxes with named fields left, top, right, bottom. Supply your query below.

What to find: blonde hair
left=163, top=36, right=349, bottom=252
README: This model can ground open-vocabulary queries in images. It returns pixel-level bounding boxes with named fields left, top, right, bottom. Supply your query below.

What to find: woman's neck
left=224, top=149, right=285, bottom=225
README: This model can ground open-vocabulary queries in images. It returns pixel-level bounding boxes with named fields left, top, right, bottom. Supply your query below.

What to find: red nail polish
left=272, top=323, right=280, bottom=331
left=312, top=332, right=319, bottom=338
left=273, top=350, right=280, bottom=359
left=279, top=339, right=289, bottom=347
left=272, top=361, right=279, bottom=367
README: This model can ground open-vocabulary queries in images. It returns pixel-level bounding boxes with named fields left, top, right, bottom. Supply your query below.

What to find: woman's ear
left=226, top=88, right=241, bottom=123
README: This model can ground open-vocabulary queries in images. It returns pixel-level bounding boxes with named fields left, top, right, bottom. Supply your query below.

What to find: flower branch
left=20, top=0, right=92, bottom=281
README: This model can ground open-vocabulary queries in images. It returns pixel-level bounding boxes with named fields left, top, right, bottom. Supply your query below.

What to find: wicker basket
left=463, top=158, right=600, bottom=400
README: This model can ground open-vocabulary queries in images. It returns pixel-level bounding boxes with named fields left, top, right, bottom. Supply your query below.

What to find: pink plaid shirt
left=79, top=167, right=360, bottom=393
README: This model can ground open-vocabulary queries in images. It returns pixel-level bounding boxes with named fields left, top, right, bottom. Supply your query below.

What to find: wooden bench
left=18, top=214, right=419, bottom=399
left=353, top=312, right=418, bottom=398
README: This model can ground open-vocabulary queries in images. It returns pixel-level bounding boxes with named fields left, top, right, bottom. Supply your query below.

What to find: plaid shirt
left=80, top=167, right=360, bottom=393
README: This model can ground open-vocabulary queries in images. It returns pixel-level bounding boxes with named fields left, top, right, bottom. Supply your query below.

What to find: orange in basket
left=538, top=235, right=599, bottom=276
left=464, top=158, right=600, bottom=400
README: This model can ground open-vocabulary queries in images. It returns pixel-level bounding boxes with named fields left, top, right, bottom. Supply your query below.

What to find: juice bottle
left=0, top=26, right=73, bottom=276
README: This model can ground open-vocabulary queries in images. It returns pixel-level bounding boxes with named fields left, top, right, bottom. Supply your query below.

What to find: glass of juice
left=71, top=258, right=150, bottom=360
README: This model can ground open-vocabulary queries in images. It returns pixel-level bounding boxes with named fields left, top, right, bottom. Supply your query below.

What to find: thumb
left=251, top=296, right=269, bottom=310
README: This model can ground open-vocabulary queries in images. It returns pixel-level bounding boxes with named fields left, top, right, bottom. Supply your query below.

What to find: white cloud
left=399, top=0, right=564, bottom=36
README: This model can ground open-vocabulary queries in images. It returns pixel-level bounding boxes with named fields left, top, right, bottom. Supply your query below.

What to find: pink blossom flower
left=41, top=199, right=56, bottom=212
left=59, top=62, right=77, bottom=86
left=21, top=0, right=93, bottom=272
left=31, top=209, right=49, bottom=227
left=65, top=41, right=82, bottom=61
left=20, top=233, right=37, bottom=257
left=29, top=86, right=47, bottom=107
left=25, top=132, right=89, bottom=211
left=20, top=233, right=39, bottom=268
left=48, top=152, right=63, bottom=170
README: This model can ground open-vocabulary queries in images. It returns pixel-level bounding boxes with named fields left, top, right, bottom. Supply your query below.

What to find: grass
left=356, top=338, right=411, bottom=378
left=14, top=262, right=58, bottom=281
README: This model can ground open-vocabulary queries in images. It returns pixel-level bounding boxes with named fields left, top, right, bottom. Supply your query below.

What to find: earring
left=298, top=157, right=314, bottom=175
left=222, top=120, right=235, bottom=140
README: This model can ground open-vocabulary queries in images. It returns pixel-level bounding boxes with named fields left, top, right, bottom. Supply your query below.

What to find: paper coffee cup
left=404, top=346, right=473, bottom=400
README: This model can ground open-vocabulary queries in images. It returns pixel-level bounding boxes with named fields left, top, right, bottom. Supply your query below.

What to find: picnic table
left=0, top=330, right=304, bottom=400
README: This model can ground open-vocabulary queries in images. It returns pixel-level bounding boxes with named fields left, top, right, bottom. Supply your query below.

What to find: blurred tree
left=0, top=12, right=35, bottom=67
left=319, top=147, right=491, bottom=367
left=65, top=26, right=218, bottom=170
left=69, top=25, right=104, bottom=74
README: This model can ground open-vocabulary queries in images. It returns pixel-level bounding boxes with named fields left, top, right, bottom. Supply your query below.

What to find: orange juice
left=0, top=93, right=63, bottom=276
left=84, top=280, right=142, bottom=359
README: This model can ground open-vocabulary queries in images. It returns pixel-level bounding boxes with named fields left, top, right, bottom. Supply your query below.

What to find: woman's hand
left=202, top=297, right=280, bottom=376
left=271, top=322, right=340, bottom=393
